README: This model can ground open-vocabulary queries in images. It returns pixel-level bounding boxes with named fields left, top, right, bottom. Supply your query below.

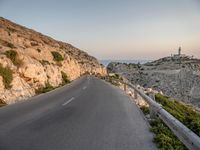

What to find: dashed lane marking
left=62, top=97, right=75, bottom=106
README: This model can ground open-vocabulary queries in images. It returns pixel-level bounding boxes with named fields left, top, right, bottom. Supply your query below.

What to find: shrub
left=5, top=50, right=17, bottom=60
left=7, top=27, right=17, bottom=33
left=109, top=73, right=122, bottom=80
left=61, top=71, right=70, bottom=84
left=0, top=63, right=13, bottom=89
left=155, top=93, right=200, bottom=137
left=39, top=60, right=50, bottom=65
left=150, top=118, right=187, bottom=150
left=4, top=50, right=22, bottom=67
left=36, top=48, right=41, bottom=53
left=105, top=74, right=122, bottom=86
left=7, top=42, right=15, bottom=48
left=51, top=51, right=64, bottom=62
left=35, top=82, right=54, bottom=94
left=140, top=106, right=150, bottom=115
left=109, top=79, right=120, bottom=86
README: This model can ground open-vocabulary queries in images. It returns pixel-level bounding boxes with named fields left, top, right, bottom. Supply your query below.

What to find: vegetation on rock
left=4, top=50, right=22, bottom=67
left=140, top=106, right=150, bottom=115
left=35, top=82, right=54, bottom=94
left=51, top=51, right=64, bottom=62
left=150, top=118, right=187, bottom=150
left=138, top=102, right=186, bottom=150
left=39, top=60, right=50, bottom=65
left=106, top=74, right=122, bottom=86
left=155, top=93, right=200, bottom=137
left=36, top=48, right=41, bottom=52
left=61, top=71, right=70, bottom=85
left=0, top=63, right=13, bottom=89
left=7, top=42, right=15, bottom=48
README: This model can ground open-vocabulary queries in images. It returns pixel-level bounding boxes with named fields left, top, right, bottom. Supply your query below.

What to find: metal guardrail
left=118, top=80, right=200, bottom=150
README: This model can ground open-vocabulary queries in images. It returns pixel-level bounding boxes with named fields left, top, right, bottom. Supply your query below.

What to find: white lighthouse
left=171, top=47, right=192, bottom=59
left=178, top=47, right=181, bottom=56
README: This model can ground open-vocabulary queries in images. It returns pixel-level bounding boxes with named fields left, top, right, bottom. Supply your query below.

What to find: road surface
left=0, top=76, right=157, bottom=150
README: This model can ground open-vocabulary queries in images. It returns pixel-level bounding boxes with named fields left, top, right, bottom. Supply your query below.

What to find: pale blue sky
left=0, top=0, right=200, bottom=59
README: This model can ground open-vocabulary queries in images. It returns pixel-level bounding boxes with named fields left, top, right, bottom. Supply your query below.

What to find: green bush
left=51, top=51, right=64, bottom=62
left=105, top=74, right=123, bottom=86
left=140, top=106, right=150, bottom=115
left=7, top=42, right=15, bottom=48
left=155, top=93, right=200, bottom=137
left=4, top=50, right=22, bottom=67
left=35, top=82, right=54, bottom=94
left=111, top=74, right=121, bottom=80
left=150, top=119, right=187, bottom=150
left=107, top=77, right=120, bottom=86
left=39, top=60, right=50, bottom=65
left=0, top=63, right=13, bottom=89
left=61, top=71, right=70, bottom=84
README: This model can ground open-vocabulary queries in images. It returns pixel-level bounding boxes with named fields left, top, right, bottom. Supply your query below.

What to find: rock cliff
left=0, top=17, right=106, bottom=104
left=107, top=56, right=200, bottom=107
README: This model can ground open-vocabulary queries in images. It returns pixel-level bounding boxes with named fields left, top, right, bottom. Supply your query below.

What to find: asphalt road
left=0, top=76, right=157, bottom=150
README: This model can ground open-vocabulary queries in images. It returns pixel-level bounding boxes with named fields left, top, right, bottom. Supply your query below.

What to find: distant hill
left=0, top=17, right=106, bottom=104
left=107, top=55, right=200, bottom=108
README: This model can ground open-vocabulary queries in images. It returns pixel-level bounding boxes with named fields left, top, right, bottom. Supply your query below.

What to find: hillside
left=107, top=55, right=200, bottom=108
left=0, top=17, right=106, bottom=104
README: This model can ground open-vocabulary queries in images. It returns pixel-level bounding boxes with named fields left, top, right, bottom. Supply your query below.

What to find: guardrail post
left=134, top=89, right=137, bottom=99
left=149, top=93, right=157, bottom=119
left=124, top=83, right=126, bottom=91
left=149, top=106, right=157, bottom=119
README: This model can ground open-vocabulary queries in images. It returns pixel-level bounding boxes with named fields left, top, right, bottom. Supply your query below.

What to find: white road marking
left=82, top=86, right=87, bottom=90
left=62, top=97, right=74, bottom=106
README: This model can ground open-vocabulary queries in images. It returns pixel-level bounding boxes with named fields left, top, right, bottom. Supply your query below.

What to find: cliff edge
left=107, top=55, right=200, bottom=107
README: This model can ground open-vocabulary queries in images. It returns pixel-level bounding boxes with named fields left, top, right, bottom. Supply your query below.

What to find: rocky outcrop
left=107, top=57, right=200, bottom=107
left=0, top=17, right=106, bottom=104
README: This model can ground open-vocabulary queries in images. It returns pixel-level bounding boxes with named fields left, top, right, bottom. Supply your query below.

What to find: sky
left=0, top=0, right=200, bottom=60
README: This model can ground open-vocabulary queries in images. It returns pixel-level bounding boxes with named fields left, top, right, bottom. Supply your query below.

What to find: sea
left=99, top=59, right=152, bottom=66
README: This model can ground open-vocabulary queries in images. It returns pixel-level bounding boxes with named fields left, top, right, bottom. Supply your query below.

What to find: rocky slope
left=107, top=56, right=200, bottom=107
left=0, top=17, right=106, bottom=104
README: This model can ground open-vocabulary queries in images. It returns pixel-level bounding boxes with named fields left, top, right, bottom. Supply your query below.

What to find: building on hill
left=171, top=47, right=193, bottom=59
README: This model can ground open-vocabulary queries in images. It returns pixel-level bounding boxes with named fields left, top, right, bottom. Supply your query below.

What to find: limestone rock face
left=19, top=55, right=48, bottom=87
left=0, top=76, right=4, bottom=91
left=45, top=65, right=62, bottom=87
left=107, top=57, right=200, bottom=108
left=0, top=74, right=35, bottom=104
left=0, top=17, right=107, bottom=104
left=61, top=59, right=81, bottom=80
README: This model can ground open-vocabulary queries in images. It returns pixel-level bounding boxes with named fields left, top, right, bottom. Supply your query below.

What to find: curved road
left=0, top=76, right=157, bottom=150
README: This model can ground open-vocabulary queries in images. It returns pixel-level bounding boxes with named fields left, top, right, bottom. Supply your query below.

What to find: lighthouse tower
left=178, top=47, right=181, bottom=56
